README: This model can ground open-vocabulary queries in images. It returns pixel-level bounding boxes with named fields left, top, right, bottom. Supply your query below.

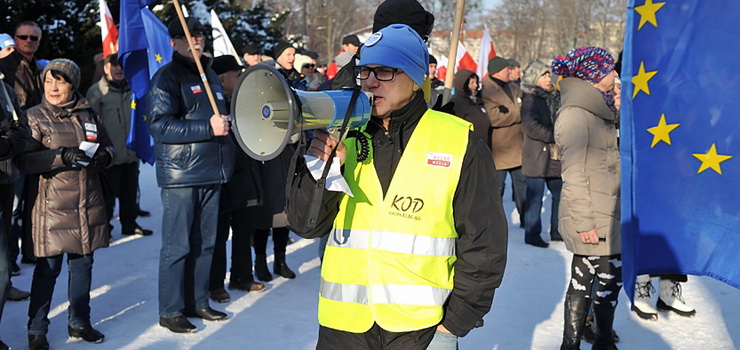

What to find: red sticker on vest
left=426, top=152, right=452, bottom=168
left=190, top=85, right=203, bottom=94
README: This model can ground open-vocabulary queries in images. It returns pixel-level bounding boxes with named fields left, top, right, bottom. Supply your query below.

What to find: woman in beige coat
left=552, top=47, right=620, bottom=350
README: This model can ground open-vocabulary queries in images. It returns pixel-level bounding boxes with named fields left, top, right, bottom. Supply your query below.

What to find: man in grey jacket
left=86, top=54, right=152, bottom=237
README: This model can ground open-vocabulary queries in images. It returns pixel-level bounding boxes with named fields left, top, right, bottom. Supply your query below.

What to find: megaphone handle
left=296, top=88, right=362, bottom=230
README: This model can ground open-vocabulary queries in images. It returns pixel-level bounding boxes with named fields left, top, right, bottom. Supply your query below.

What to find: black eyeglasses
left=303, top=64, right=316, bottom=69
left=15, top=35, right=39, bottom=42
left=354, top=66, right=401, bottom=81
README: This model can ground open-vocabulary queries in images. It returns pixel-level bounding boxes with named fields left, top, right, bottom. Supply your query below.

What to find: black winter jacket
left=147, top=52, right=234, bottom=188
left=286, top=92, right=508, bottom=338
left=447, top=69, right=490, bottom=147
left=521, top=86, right=561, bottom=178
left=0, top=81, right=30, bottom=184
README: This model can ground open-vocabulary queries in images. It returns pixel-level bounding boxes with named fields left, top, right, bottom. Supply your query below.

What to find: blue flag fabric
left=118, top=0, right=171, bottom=164
left=621, top=0, right=740, bottom=300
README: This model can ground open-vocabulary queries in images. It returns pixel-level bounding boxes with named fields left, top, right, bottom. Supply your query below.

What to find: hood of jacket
left=559, top=77, right=615, bottom=122
left=453, top=69, right=477, bottom=97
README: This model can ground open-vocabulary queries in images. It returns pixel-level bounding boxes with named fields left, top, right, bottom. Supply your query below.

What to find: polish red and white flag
left=455, top=41, right=477, bottom=74
left=100, top=0, right=119, bottom=58
left=477, top=24, right=497, bottom=79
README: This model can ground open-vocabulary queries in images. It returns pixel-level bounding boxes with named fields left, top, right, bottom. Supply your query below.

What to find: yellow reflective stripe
left=327, top=229, right=455, bottom=256
left=320, top=279, right=452, bottom=307
left=372, top=284, right=451, bottom=306
left=320, top=278, right=368, bottom=304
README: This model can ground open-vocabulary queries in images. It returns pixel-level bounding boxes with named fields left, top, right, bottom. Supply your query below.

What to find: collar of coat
left=558, top=77, right=616, bottom=123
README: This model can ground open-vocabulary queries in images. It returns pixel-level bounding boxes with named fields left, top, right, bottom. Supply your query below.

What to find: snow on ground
left=1, top=164, right=738, bottom=349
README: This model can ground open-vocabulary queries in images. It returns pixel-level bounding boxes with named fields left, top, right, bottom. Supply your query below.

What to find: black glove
left=62, top=147, right=92, bottom=167
left=498, top=105, right=509, bottom=114
left=92, top=149, right=112, bottom=170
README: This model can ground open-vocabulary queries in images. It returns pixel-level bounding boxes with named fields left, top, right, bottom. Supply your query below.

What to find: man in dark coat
left=207, top=56, right=265, bottom=304
left=0, top=76, right=31, bottom=350
left=147, top=18, right=235, bottom=333
left=521, top=60, right=562, bottom=248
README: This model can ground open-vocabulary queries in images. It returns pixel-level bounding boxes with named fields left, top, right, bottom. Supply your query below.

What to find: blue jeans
left=524, top=177, right=563, bottom=242
left=495, top=167, right=527, bottom=224
left=159, top=185, right=220, bottom=317
left=28, top=253, right=95, bottom=334
left=427, top=329, right=459, bottom=350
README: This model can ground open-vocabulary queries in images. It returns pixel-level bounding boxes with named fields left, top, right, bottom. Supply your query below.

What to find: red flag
left=455, top=41, right=477, bottom=73
left=436, top=54, right=449, bottom=81
left=100, top=0, right=119, bottom=58
left=477, top=25, right=496, bottom=79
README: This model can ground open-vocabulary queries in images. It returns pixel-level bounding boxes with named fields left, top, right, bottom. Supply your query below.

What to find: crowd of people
left=0, top=0, right=702, bottom=349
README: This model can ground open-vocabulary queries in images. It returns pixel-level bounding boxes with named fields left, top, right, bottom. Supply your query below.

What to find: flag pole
left=441, top=0, right=465, bottom=106
left=172, top=0, right=220, bottom=116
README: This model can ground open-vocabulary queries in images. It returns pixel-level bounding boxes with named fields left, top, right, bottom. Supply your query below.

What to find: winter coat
left=448, top=69, right=490, bottom=146
left=0, top=81, right=31, bottom=184
left=287, top=92, right=508, bottom=338
left=521, top=85, right=561, bottom=178
left=555, top=77, right=620, bottom=256
left=481, top=76, right=523, bottom=170
left=86, top=77, right=139, bottom=165
left=16, top=94, right=115, bottom=257
left=220, top=132, right=262, bottom=212
left=0, top=50, right=43, bottom=111
left=147, top=52, right=235, bottom=188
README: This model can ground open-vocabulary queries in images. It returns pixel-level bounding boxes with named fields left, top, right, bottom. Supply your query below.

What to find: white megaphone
left=231, top=64, right=373, bottom=161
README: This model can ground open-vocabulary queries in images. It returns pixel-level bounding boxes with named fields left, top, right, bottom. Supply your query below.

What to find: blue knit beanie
left=0, top=33, right=14, bottom=50
left=359, top=24, right=429, bottom=87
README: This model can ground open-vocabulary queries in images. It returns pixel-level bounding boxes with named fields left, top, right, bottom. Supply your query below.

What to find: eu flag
left=621, top=0, right=740, bottom=300
left=118, top=0, right=172, bottom=164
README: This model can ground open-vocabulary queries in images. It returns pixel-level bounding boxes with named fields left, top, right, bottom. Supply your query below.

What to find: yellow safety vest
left=319, top=109, right=471, bottom=333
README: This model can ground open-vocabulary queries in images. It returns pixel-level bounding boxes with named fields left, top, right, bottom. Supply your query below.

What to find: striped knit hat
left=551, top=47, right=614, bottom=85
left=42, top=58, right=81, bottom=90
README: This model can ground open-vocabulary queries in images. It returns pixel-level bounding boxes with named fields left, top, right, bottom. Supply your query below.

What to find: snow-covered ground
left=1, top=163, right=738, bottom=349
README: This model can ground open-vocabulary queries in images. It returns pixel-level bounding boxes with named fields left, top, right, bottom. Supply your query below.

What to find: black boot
left=561, top=294, right=591, bottom=350
left=591, top=303, right=618, bottom=350
left=254, top=254, right=273, bottom=282
left=273, top=251, right=296, bottom=279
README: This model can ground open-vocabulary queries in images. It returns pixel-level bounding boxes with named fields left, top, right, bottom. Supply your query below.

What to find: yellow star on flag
left=155, top=53, right=163, bottom=63
left=635, top=0, right=666, bottom=30
left=632, top=61, right=658, bottom=98
left=131, top=100, right=137, bottom=110
left=693, top=143, right=732, bottom=174
left=646, top=114, right=679, bottom=147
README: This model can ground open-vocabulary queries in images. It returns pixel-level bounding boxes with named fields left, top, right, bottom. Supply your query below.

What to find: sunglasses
left=15, top=35, right=39, bottom=42
left=303, top=64, right=316, bottom=69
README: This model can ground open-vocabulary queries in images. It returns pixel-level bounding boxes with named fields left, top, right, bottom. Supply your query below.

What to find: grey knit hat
left=42, top=58, right=81, bottom=90
left=487, top=56, right=509, bottom=75
left=523, top=60, right=550, bottom=87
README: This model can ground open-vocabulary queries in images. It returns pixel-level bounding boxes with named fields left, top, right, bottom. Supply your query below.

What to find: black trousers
left=0, top=183, right=15, bottom=262
left=101, top=162, right=139, bottom=229
left=210, top=206, right=258, bottom=289
left=317, top=323, right=435, bottom=350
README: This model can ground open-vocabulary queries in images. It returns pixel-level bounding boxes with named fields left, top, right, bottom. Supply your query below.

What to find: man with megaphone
left=286, top=24, right=508, bottom=349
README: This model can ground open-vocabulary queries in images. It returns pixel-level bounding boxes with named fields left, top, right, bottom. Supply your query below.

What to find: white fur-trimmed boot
left=657, top=279, right=696, bottom=317
left=631, top=275, right=658, bottom=320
